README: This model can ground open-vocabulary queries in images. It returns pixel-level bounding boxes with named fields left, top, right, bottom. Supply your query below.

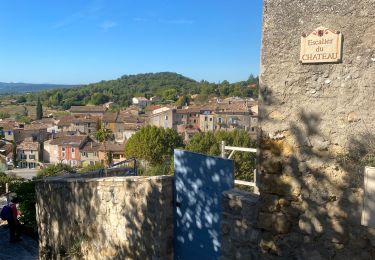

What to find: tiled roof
left=49, top=134, right=87, bottom=147
left=18, top=139, right=40, bottom=151
left=70, top=106, right=106, bottom=113
left=80, top=141, right=102, bottom=152
left=57, top=115, right=99, bottom=126
left=102, top=112, right=118, bottom=123
left=0, top=142, right=13, bottom=156
left=102, top=142, right=124, bottom=153
left=24, top=123, right=49, bottom=130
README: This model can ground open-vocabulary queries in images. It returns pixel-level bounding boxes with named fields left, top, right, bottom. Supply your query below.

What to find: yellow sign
left=300, top=27, right=342, bottom=64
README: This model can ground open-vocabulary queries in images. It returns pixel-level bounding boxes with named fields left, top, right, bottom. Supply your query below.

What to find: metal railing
left=220, top=141, right=259, bottom=194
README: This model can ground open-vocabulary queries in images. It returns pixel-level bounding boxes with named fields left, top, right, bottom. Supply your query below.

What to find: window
left=88, top=123, right=91, bottom=127
left=209, top=118, right=213, bottom=122
left=251, top=127, right=255, bottom=132
left=205, top=116, right=208, bottom=121
left=71, top=148, right=75, bottom=153
left=193, top=120, right=197, bottom=123
left=62, top=152, right=66, bottom=158
left=30, top=150, right=34, bottom=154
left=94, top=152, right=97, bottom=156
left=29, top=155, right=35, bottom=160
left=218, top=118, right=222, bottom=123
left=165, top=115, right=168, bottom=120
left=62, top=147, right=65, bottom=152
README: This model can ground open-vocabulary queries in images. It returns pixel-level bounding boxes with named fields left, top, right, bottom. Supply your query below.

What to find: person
left=8, top=197, right=21, bottom=243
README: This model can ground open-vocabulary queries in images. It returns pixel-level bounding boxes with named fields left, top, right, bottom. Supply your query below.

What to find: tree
left=36, top=98, right=43, bottom=120
left=186, top=130, right=256, bottom=181
left=90, top=93, right=110, bottom=105
left=176, top=95, right=190, bottom=107
left=124, top=126, right=183, bottom=166
left=0, top=112, right=10, bottom=119
left=96, top=124, right=113, bottom=175
left=12, top=142, right=18, bottom=168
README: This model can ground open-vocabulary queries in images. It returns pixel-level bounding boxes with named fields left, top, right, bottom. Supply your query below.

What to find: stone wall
left=221, top=189, right=261, bottom=260
left=36, top=175, right=173, bottom=259
left=258, top=0, right=375, bottom=258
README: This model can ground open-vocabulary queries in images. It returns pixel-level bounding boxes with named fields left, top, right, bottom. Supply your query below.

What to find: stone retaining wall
left=221, top=189, right=261, bottom=260
left=36, top=175, right=173, bottom=260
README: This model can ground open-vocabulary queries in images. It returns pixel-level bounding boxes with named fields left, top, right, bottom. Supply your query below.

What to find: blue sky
left=0, top=0, right=263, bottom=84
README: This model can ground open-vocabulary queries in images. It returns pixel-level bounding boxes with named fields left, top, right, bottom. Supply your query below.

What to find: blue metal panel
left=174, top=150, right=234, bottom=260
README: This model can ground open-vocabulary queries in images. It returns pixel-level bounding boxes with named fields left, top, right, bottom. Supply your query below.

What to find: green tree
left=90, top=93, right=110, bottom=105
left=186, top=130, right=256, bottom=181
left=96, top=124, right=113, bottom=175
left=124, top=126, right=183, bottom=166
left=176, top=95, right=190, bottom=107
left=0, top=112, right=10, bottom=119
left=12, top=142, right=18, bottom=168
left=36, top=98, right=43, bottom=120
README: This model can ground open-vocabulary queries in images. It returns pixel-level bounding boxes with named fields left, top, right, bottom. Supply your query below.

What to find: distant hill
left=0, top=82, right=77, bottom=94
left=3, top=72, right=258, bottom=110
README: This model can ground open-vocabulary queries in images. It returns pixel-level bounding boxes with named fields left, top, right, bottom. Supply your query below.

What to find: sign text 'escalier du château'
left=300, top=27, right=343, bottom=64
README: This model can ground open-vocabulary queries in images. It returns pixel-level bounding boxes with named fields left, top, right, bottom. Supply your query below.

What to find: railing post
left=6, top=183, right=9, bottom=204
left=221, top=141, right=226, bottom=158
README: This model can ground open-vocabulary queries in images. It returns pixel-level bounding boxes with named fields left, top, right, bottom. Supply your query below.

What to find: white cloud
left=100, top=20, right=118, bottom=29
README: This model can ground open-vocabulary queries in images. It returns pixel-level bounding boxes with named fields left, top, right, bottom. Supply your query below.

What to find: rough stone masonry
left=257, top=0, right=375, bottom=259
left=36, top=175, right=173, bottom=260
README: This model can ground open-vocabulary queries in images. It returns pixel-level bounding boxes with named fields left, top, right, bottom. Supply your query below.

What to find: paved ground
left=0, top=196, right=38, bottom=260
left=5, top=169, right=38, bottom=180
left=0, top=222, right=39, bottom=260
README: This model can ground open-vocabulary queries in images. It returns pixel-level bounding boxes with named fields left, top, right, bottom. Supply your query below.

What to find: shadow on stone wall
left=257, top=86, right=375, bottom=259
left=36, top=175, right=173, bottom=259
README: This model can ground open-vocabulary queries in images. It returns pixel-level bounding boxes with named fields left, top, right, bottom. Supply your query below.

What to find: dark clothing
left=7, top=203, right=20, bottom=242
left=7, top=218, right=17, bottom=242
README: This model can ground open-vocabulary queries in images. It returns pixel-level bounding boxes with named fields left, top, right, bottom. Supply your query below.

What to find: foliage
left=96, top=125, right=113, bottom=168
left=0, top=112, right=10, bottom=119
left=15, top=114, right=31, bottom=124
left=125, top=126, right=183, bottom=166
left=176, top=95, right=190, bottom=107
left=138, top=160, right=174, bottom=176
left=89, top=93, right=110, bottom=105
left=12, top=142, right=18, bottom=168
left=36, top=97, right=43, bottom=120
left=36, top=163, right=75, bottom=178
left=79, top=163, right=104, bottom=174
left=186, top=130, right=256, bottom=181
left=339, top=132, right=375, bottom=168
left=12, top=181, right=37, bottom=230
left=7, top=72, right=259, bottom=110
left=0, top=172, right=14, bottom=195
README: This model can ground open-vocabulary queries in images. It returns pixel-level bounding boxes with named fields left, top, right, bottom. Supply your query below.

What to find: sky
left=0, top=0, right=263, bottom=85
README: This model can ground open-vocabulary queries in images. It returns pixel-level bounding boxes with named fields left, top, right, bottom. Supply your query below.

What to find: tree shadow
left=36, top=171, right=173, bottom=259
left=256, top=86, right=375, bottom=259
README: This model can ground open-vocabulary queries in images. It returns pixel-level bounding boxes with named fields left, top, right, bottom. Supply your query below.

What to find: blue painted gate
left=173, top=150, right=234, bottom=260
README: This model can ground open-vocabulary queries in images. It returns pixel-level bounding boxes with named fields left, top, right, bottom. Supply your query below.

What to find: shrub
left=37, top=163, right=75, bottom=178
left=79, top=163, right=104, bottom=174
left=12, top=181, right=37, bottom=231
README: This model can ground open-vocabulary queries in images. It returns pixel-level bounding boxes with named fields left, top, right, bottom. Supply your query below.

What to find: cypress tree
left=36, top=98, right=43, bottom=120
